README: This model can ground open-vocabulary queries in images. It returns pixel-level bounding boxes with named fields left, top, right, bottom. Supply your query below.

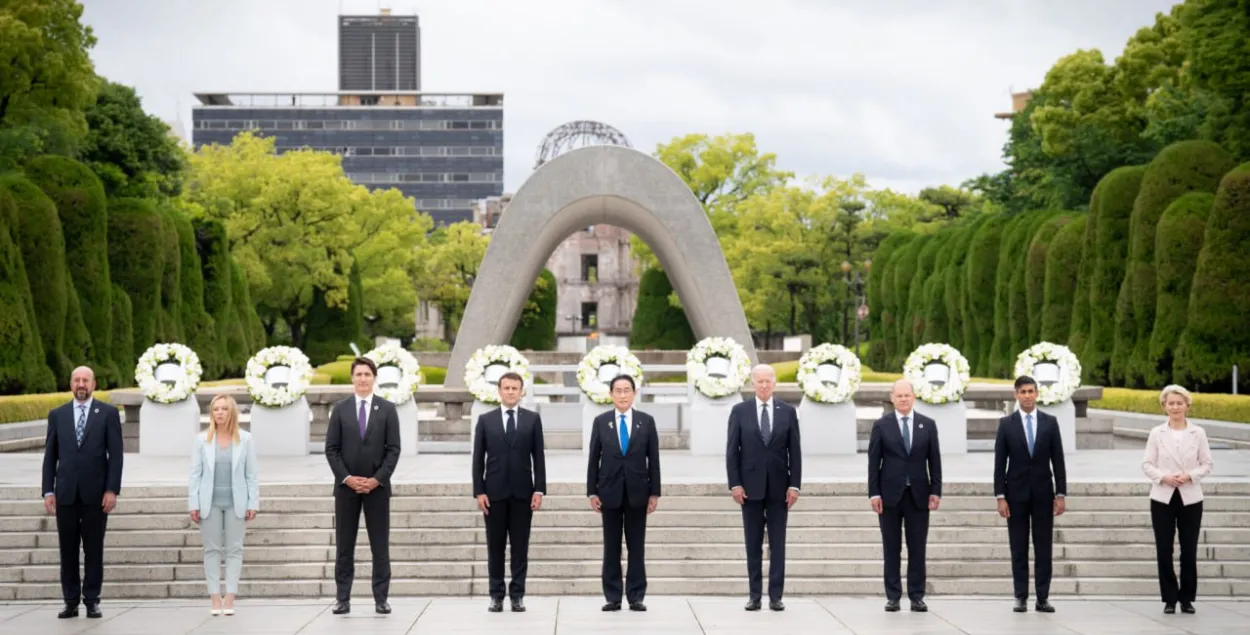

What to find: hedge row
left=1092, top=388, right=1250, bottom=424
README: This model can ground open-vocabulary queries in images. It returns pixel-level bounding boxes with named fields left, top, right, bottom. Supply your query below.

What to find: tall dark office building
left=339, top=11, right=421, bottom=91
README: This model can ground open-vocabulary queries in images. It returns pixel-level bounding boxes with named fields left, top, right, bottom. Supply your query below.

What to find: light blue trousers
left=200, top=504, right=246, bottom=594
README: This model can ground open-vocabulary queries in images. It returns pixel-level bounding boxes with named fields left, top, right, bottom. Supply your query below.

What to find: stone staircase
left=2, top=482, right=1248, bottom=600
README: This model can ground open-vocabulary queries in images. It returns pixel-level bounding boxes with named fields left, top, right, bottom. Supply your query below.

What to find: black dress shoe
left=1163, top=603, right=1176, bottom=614
left=1035, top=600, right=1054, bottom=613
left=332, top=601, right=350, bottom=615
left=511, top=598, right=526, bottom=612
left=602, top=601, right=621, bottom=611
left=910, top=599, right=928, bottom=612
left=85, top=603, right=102, bottom=619
left=769, top=600, right=785, bottom=611
left=629, top=601, right=647, bottom=612
left=375, top=602, right=391, bottom=614
left=1014, top=598, right=1027, bottom=613
left=884, top=599, right=900, bottom=612
left=57, top=605, right=78, bottom=619
left=1180, top=602, right=1195, bottom=614
left=745, top=598, right=761, bottom=611
left=489, top=598, right=503, bottom=612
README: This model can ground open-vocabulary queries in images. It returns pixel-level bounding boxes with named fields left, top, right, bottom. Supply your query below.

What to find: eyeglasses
left=611, top=389, right=634, bottom=395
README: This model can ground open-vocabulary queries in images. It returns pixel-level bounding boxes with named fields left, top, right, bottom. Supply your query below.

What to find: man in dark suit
left=325, top=357, right=401, bottom=615
left=727, top=363, right=802, bottom=612
left=995, top=375, right=1067, bottom=613
left=472, top=371, right=547, bottom=613
left=868, top=379, right=942, bottom=613
left=42, top=366, right=123, bottom=619
left=587, top=374, right=661, bottom=612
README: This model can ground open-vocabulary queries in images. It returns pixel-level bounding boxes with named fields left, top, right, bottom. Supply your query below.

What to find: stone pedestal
left=797, top=398, right=857, bottom=455
left=249, top=397, right=311, bottom=456
left=139, top=397, right=201, bottom=457
left=583, top=402, right=606, bottom=456
left=913, top=400, right=967, bottom=455
left=1015, top=398, right=1077, bottom=454
left=689, top=387, right=737, bottom=456
left=396, top=399, right=419, bottom=457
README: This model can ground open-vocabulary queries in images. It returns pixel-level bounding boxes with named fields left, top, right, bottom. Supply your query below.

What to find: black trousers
left=485, top=498, right=533, bottom=600
left=601, top=504, right=648, bottom=603
left=333, top=488, right=391, bottom=603
left=1007, top=495, right=1055, bottom=601
left=56, top=493, right=108, bottom=604
left=742, top=497, right=788, bottom=601
left=880, top=489, right=929, bottom=602
left=1151, top=489, right=1203, bottom=604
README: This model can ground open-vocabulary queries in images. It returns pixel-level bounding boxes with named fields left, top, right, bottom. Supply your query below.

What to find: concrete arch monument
left=445, top=145, right=756, bottom=388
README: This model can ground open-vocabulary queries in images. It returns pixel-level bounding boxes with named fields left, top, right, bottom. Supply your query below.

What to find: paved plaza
left=1, top=597, right=1248, bottom=634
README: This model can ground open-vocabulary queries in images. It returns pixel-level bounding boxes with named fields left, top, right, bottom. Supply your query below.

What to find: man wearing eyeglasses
left=587, top=374, right=661, bottom=613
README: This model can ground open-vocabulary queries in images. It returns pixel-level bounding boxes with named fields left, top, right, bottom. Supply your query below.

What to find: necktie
left=506, top=409, right=516, bottom=444
left=358, top=400, right=367, bottom=439
left=618, top=413, right=629, bottom=454
left=760, top=404, right=771, bottom=444
left=75, top=405, right=86, bottom=447
left=901, top=416, right=911, bottom=454
left=1026, top=413, right=1035, bottom=457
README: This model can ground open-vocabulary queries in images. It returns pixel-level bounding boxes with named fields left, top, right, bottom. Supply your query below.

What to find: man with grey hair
left=868, top=379, right=942, bottom=613
left=727, top=363, right=802, bottom=611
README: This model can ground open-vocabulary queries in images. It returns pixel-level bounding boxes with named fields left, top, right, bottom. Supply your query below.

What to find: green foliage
left=409, top=337, right=450, bottom=353
left=0, top=188, right=55, bottom=394
left=965, top=215, right=1007, bottom=375
left=1025, top=214, right=1075, bottom=344
left=79, top=80, right=187, bottom=198
left=630, top=268, right=695, bottom=350
left=22, top=155, right=117, bottom=385
left=61, top=272, right=94, bottom=375
left=1066, top=200, right=1099, bottom=358
left=304, top=262, right=365, bottom=367
left=920, top=228, right=958, bottom=346
left=0, top=390, right=112, bottom=425
left=193, top=218, right=240, bottom=375
left=106, top=197, right=163, bottom=358
left=1146, top=191, right=1215, bottom=386
left=989, top=215, right=1035, bottom=377
left=155, top=206, right=183, bottom=343
left=1114, top=140, right=1234, bottom=387
left=1176, top=164, right=1250, bottom=392
left=109, top=284, right=133, bottom=385
left=866, top=232, right=912, bottom=369
left=1006, top=212, right=1062, bottom=369
left=1083, top=165, right=1146, bottom=386
left=0, top=173, right=71, bottom=385
left=1093, top=387, right=1250, bottom=424
left=942, top=218, right=984, bottom=353
left=171, top=210, right=219, bottom=379
left=230, top=260, right=264, bottom=360
left=1041, top=215, right=1088, bottom=344
left=1180, top=0, right=1250, bottom=158
left=510, top=269, right=557, bottom=351
left=886, top=235, right=925, bottom=370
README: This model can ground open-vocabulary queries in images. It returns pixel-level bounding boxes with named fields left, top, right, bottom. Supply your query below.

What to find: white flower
left=1014, top=342, right=1082, bottom=405
left=796, top=343, right=862, bottom=404
left=903, top=343, right=972, bottom=405
left=686, top=337, right=752, bottom=399
left=577, top=346, right=645, bottom=405
left=463, top=345, right=533, bottom=404
left=245, top=346, right=315, bottom=408
left=364, top=344, right=421, bottom=405
left=135, top=343, right=203, bottom=404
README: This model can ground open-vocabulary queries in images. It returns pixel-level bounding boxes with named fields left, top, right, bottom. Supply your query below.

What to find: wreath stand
left=913, top=399, right=967, bottom=455
left=250, top=397, right=311, bottom=456
left=797, top=398, right=857, bottom=455
left=139, top=397, right=201, bottom=456
left=1014, top=398, right=1076, bottom=454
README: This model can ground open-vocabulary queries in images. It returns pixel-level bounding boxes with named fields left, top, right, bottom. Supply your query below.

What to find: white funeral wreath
left=463, top=345, right=533, bottom=405
left=245, top=346, right=315, bottom=408
left=364, top=344, right=421, bottom=405
left=796, top=343, right=863, bottom=404
left=577, top=345, right=645, bottom=405
left=1014, top=342, right=1083, bottom=405
left=135, top=343, right=203, bottom=404
left=686, top=336, right=752, bottom=399
left=903, top=343, right=971, bottom=405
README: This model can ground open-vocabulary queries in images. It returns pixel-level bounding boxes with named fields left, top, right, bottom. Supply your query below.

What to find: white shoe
left=211, top=609, right=221, bottom=616
left=223, top=608, right=235, bottom=616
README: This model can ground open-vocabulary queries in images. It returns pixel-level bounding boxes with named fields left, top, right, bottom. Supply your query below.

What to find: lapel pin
left=919, top=423, right=924, bottom=429
left=373, top=405, right=379, bottom=411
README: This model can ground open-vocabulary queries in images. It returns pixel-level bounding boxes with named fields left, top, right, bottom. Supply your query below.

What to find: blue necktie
left=901, top=416, right=911, bottom=486
left=75, top=405, right=86, bottom=447
left=1026, top=413, right=1035, bottom=457
left=618, top=414, right=629, bottom=454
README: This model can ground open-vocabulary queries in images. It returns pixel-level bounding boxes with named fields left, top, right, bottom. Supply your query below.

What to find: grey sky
left=80, top=0, right=1180, bottom=195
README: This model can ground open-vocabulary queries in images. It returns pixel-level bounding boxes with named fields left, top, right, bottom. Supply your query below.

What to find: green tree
left=1025, top=214, right=1075, bottom=344
left=155, top=206, right=183, bottom=343
left=0, top=187, right=55, bottom=393
left=107, top=197, right=164, bottom=357
left=1041, top=215, right=1088, bottom=344
left=1066, top=201, right=1099, bottom=358
left=304, top=261, right=364, bottom=366
left=943, top=217, right=986, bottom=353
left=413, top=221, right=490, bottom=343
left=79, top=80, right=187, bottom=198
left=1181, top=0, right=1250, bottom=159
left=193, top=217, right=240, bottom=375
left=867, top=232, right=913, bottom=369
left=965, top=215, right=1008, bottom=375
left=1083, top=165, right=1146, bottom=385
left=629, top=268, right=695, bottom=350
left=510, top=269, right=557, bottom=351
left=888, top=235, right=927, bottom=368
left=351, top=187, right=431, bottom=343
left=109, top=284, right=133, bottom=384
left=171, top=209, right=219, bottom=378
left=1146, top=191, right=1215, bottom=386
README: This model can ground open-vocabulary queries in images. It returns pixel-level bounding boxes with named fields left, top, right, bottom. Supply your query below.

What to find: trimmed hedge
left=888, top=235, right=926, bottom=369
left=0, top=391, right=114, bottom=425
left=1145, top=192, right=1216, bottom=387
left=923, top=227, right=960, bottom=346
left=988, top=216, right=1030, bottom=378
left=107, top=197, right=164, bottom=358
left=110, top=284, right=134, bottom=385
left=510, top=268, right=557, bottom=351
left=155, top=206, right=184, bottom=344
left=62, top=274, right=96, bottom=377
left=1, top=174, right=72, bottom=386
left=943, top=217, right=984, bottom=354
left=1115, top=140, right=1234, bottom=387
left=965, top=215, right=1006, bottom=375
left=1066, top=201, right=1098, bottom=359
left=906, top=234, right=946, bottom=355
left=1176, top=164, right=1250, bottom=393
left=173, top=212, right=220, bottom=379
left=304, top=262, right=365, bottom=367
left=194, top=218, right=243, bottom=376
left=1008, top=212, right=1062, bottom=368
left=1040, top=215, right=1087, bottom=344
left=1025, top=214, right=1074, bottom=344
left=23, top=156, right=118, bottom=387
left=0, top=190, right=56, bottom=395
left=870, top=232, right=913, bottom=371
left=1083, top=165, right=1145, bottom=386
left=1092, top=388, right=1250, bottom=424
left=630, top=268, right=695, bottom=350
left=226, top=261, right=255, bottom=371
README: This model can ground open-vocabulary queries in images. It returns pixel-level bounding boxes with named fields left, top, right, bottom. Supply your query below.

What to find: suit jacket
left=188, top=429, right=260, bottom=519
left=472, top=406, right=548, bottom=502
left=42, top=400, right=124, bottom=505
left=867, top=411, right=942, bottom=508
left=586, top=408, right=661, bottom=510
left=726, top=397, right=802, bottom=502
left=1142, top=422, right=1213, bottom=505
left=993, top=410, right=1067, bottom=503
left=325, top=395, right=401, bottom=494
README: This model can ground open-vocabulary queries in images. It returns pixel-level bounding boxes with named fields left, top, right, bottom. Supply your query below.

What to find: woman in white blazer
left=1141, top=384, right=1213, bottom=615
left=189, top=394, right=259, bottom=615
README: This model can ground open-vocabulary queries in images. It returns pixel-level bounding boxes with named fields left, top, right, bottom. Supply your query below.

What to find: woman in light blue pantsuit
left=189, top=394, right=259, bottom=616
